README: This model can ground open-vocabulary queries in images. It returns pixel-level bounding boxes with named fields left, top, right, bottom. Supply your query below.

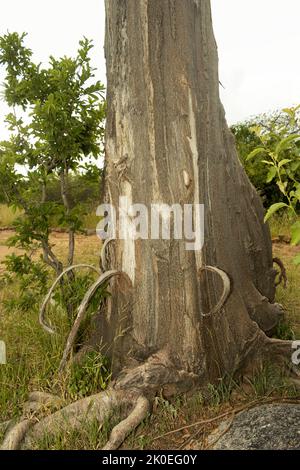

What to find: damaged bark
left=97, top=0, right=284, bottom=384
left=2, top=0, right=297, bottom=451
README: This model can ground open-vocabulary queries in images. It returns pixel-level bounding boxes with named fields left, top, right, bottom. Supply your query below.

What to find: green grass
left=0, top=299, right=67, bottom=422
left=273, top=245, right=300, bottom=337
left=269, top=213, right=300, bottom=240
left=0, top=230, right=299, bottom=449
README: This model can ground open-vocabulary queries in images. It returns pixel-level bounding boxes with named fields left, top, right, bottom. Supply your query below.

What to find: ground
left=0, top=228, right=299, bottom=450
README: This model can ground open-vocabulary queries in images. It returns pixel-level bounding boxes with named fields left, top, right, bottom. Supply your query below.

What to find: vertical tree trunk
left=98, top=0, right=283, bottom=389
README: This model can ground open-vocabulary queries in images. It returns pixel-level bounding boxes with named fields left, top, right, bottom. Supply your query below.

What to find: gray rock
left=211, top=404, right=300, bottom=450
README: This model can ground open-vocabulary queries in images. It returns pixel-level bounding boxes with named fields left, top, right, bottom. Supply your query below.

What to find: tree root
left=0, top=391, right=64, bottom=450
left=273, top=257, right=287, bottom=289
left=58, top=270, right=122, bottom=372
left=1, top=420, right=32, bottom=450
left=1, top=340, right=299, bottom=450
left=2, top=388, right=149, bottom=450
left=242, top=336, right=300, bottom=378
left=39, top=264, right=101, bottom=334
left=1, top=351, right=197, bottom=450
left=103, top=395, right=150, bottom=450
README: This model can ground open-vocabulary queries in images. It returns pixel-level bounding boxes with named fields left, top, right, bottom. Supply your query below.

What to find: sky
left=0, top=0, right=299, bottom=133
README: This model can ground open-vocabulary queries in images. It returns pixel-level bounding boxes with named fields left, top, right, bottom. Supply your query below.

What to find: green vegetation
left=0, top=33, right=299, bottom=450
left=0, top=232, right=298, bottom=449
left=232, top=106, right=300, bottom=209
left=233, top=105, right=300, bottom=265
left=0, top=32, right=105, bottom=314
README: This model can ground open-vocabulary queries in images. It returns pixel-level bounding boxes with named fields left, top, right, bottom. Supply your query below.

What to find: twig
left=152, top=397, right=300, bottom=441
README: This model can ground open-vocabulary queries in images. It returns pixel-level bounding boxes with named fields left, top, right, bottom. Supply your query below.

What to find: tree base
left=1, top=338, right=299, bottom=450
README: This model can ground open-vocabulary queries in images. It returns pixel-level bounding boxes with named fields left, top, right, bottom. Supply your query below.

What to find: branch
left=41, top=239, right=63, bottom=275
left=58, top=269, right=121, bottom=372
left=60, top=169, right=74, bottom=266
left=39, top=264, right=101, bottom=335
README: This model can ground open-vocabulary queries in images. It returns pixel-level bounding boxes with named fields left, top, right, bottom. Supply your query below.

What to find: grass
left=273, top=243, right=300, bottom=337
left=269, top=212, right=300, bottom=240
left=0, top=225, right=299, bottom=449
left=0, top=205, right=23, bottom=227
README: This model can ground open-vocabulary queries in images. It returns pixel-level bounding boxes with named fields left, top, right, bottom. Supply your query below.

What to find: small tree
left=245, top=105, right=300, bottom=261
left=0, top=32, right=105, bottom=311
left=232, top=107, right=300, bottom=207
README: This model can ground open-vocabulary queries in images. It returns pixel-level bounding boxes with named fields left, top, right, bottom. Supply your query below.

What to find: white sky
left=0, top=0, right=299, bottom=133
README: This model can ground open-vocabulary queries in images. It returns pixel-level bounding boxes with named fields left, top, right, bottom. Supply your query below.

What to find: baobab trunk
left=3, top=0, right=297, bottom=452
left=98, top=0, right=285, bottom=391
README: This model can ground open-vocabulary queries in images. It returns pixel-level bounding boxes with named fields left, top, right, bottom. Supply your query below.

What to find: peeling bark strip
left=100, top=0, right=283, bottom=383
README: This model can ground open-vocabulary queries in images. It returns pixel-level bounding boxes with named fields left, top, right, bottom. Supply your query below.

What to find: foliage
left=244, top=105, right=300, bottom=261
left=232, top=106, right=300, bottom=207
left=45, top=166, right=102, bottom=214
left=0, top=32, right=105, bottom=310
left=67, top=351, right=111, bottom=400
left=1, top=253, right=49, bottom=311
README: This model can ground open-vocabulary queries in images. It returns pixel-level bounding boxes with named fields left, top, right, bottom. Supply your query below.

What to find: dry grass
left=273, top=243, right=300, bottom=337
left=0, top=205, right=23, bottom=227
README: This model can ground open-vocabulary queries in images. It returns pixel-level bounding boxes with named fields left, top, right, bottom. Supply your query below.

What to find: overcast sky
left=0, top=0, right=299, bottom=133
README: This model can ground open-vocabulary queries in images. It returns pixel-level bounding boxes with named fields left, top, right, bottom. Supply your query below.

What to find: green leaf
left=266, top=166, right=277, bottom=183
left=246, top=147, right=266, bottom=161
left=275, top=134, right=300, bottom=155
left=291, top=161, right=300, bottom=172
left=277, top=180, right=288, bottom=195
left=264, top=203, right=289, bottom=222
left=278, top=158, right=292, bottom=168
left=292, top=185, right=300, bottom=202
left=291, top=221, right=300, bottom=246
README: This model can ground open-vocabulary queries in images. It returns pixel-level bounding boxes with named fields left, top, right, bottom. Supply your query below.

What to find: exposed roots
left=1, top=351, right=197, bottom=450
left=1, top=420, right=32, bottom=450
left=273, top=257, right=287, bottom=289
left=39, top=264, right=101, bottom=334
left=242, top=335, right=300, bottom=378
left=58, top=269, right=121, bottom=372
left=1, top=340, right=299, bottom=450
left=2, top=388, right=149, bottom=450
left=102, top=395, right=150, bottom=450
left=1, top=391, right=63, bottom=450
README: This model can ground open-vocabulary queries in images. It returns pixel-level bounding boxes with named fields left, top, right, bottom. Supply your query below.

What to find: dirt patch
left=273, top=242, right=300, bottom=260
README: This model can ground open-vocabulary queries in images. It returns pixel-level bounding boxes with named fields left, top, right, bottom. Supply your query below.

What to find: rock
left=210, top=404, right=300, bottom=450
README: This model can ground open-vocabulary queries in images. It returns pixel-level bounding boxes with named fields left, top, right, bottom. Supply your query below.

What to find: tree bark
left=97, top=0, right=282, bottom=388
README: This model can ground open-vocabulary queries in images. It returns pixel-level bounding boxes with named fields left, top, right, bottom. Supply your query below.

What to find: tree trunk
left=98, top=0, right=283, bottom=390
